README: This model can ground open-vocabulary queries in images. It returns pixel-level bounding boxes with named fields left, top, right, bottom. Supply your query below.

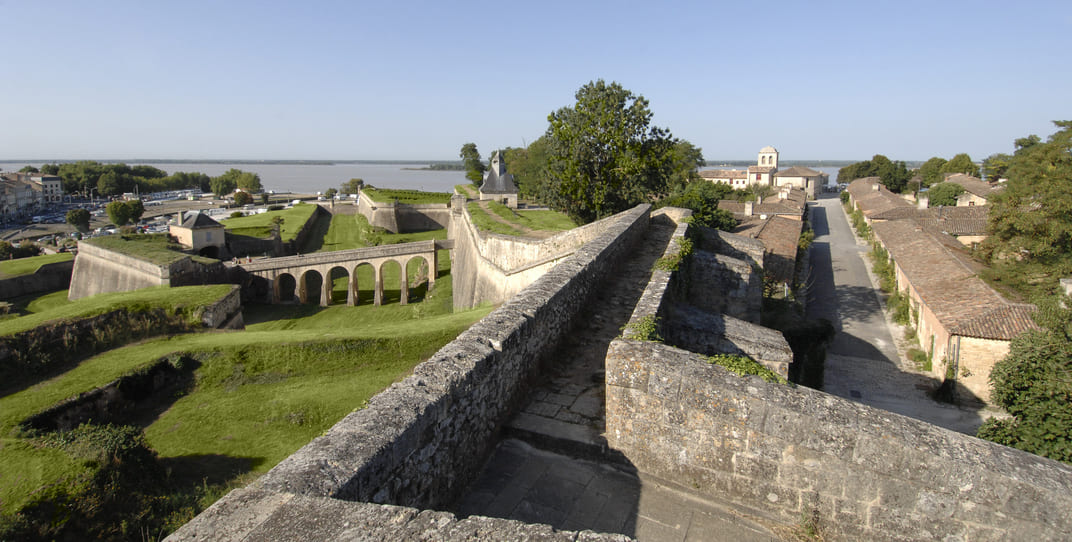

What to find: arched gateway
left=237, top=240, right=449, bottom=307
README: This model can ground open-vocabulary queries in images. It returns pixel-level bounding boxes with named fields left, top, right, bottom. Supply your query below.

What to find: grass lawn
left=0, top=284, right=234, bottom=337
left=221, top=204, right=317, bottom=241
left=362, top=188, right=451, bottom=205
left=0, top=263, right=489, bottom=535
left=515, top=209, right=577, bottom=231
left=455, top=184, right=477, bottom=198
left=467, top=202, right=524, bottom=235
left=0, top=252, right=74, bottom=278
left=83, top=234, right=216, bottom=266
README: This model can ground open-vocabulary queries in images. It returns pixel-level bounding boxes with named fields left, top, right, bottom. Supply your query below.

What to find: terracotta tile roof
left=774, top=166, right=824, bottom=178
left=732, top=215, right=801, bottom=284
left=748, top=165, right=774, bottom=174
left=869, top=205, right=989, bottom=236
left=846, top=177, right=914, bottom=217
left=943, top=174, right=997, bottom=199
left=700, top=169, right=747, bottom=180
left=870, top=220, right=1038, bottom=340
left=948, top=304, right=1039, bottom=341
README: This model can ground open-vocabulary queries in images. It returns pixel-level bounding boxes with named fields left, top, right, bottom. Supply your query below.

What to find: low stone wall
left=169, top=487, right=627, bottom=541
left=0, top=259, right=74, bottom=300
left=622, top=215, right=792, bottom=377
left=605, top=339, right=1072, bottom=541
left=169, top=204, right=651, bottom=540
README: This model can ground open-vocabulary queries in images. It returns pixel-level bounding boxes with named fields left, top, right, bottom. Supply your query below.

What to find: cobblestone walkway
left=452, top=220, right=789, bottom=541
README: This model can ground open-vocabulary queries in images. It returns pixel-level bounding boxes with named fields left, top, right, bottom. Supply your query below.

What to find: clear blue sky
left=2, top=0, right=1068, bottom=162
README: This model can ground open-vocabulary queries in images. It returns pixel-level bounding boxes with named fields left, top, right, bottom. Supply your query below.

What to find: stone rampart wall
left=68, top=242, right=170, bottom=300
left=605, top=339, right=1072, bottom=541
left=450, top=199, right=627, bottom=309
left=355, top=191, right=451, bottom=233
left=169, top=204, right=651, bottom=540
left=0, top=259, right=74, bottom=300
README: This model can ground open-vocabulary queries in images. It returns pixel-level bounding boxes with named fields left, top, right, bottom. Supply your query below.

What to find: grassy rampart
left=0, top=253, right=74, bottom=278
left=362, top=188, right=451, bottom=205
left=221, top=203, right=317, bottom=241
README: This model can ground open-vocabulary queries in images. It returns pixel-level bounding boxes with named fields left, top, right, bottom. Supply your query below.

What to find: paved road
left=806, top=194, right=989, bottom=434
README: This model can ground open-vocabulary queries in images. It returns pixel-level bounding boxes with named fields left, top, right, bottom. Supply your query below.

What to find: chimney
left=744, top=201, right=754, bottom=216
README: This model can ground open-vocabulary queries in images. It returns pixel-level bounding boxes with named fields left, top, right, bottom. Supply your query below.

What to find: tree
left=324, top=188, right=338, bottom=199
left=925, top=182, right=965, bottom=207
left=980, top=121, right=1072, bottom=294
left=918, top=157, right=948, bottom=186
left=66, top=209, right=91, bottom=232
left=977, top=295, right=1072, bottom=464
left=97, top=171, right=121, bottom=196
left=233, top=191, right=253, bottom=206
left=982, top=153, right=1012, bottom=182
left=939, top=153, right=980, bottom=178
left=460, top=143, right=486, bottom=185
left=836, top=154, right=911, bottom=193
left=19, top=165, right=39, bottom=173
left=211, top=169, right=261, bottom=197
left=106, top=200, right=133, bottom=226
left=341, top=178, right=365, bottom=194
left=503, top=137, right=552, bottom=201
left=544, top=79, right=680, bottom=223
left=657, top=180, right=738, bottom=231
left=126, top=199, right=145, bottom=223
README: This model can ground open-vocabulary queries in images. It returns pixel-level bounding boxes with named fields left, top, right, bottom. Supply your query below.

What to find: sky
left=1, top=0, right=1069, bottom=162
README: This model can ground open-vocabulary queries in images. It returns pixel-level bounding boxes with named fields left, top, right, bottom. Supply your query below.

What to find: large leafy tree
left=105, top=200, right=133, bottom=226
left=837, top=154, right=912, bottom=193
left=939, top=152, right=980, bottom=178
left=544, top=80, right=682, bottom=223
left=211, top=169, right=262, bottom=197
left=341, top=178, right=365, bottom=194
left=66, top=209, right=91, bottom=232
left=460, top=143, right=486, bottom=185
left=982, top=152, right=1013, bottom=182
left=980, top=121, right=1072, bottom=294
left=926, top=182, right=965, bottom=207
left=918, top=157, right=948, bottom=186
left=657, top=180, right=738, bottom=230
left=978, top=295, right=1072, bottom=464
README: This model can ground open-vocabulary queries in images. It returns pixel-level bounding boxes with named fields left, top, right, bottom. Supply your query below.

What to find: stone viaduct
left=236, top=239, right=453, bottom=306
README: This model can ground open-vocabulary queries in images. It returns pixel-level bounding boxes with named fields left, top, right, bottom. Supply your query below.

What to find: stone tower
left=758, top=146, right=779, bottom=169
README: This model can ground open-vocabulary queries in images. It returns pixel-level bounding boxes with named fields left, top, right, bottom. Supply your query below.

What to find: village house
left=701, top=146, right=784, bottom=191
left=170, top=211, right=226, bottom=259
left=717, top=187, right=807, bottom=288
left=942, top=173, right=1002, bottom=207
left=772, top=166, right=826, bottom=200
left=870, top=218, right=1037, bottom=403
left=845, top=177, right=915, bottom=223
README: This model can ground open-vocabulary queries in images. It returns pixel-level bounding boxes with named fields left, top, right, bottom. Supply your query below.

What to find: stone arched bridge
left=236, top=240, right=453, bottom=306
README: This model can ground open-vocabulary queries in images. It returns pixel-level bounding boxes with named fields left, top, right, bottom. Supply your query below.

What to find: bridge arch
left=275, top=273, right=297, bottom=303
left=326, top=265, right=349, bottom=305
left=352, top=262, right=375, bottom=306
left=405, top=255, right=433, bottom=303
left=299, top=269, right=324, bottom=305
left=378, top=259, right=404, bottom=305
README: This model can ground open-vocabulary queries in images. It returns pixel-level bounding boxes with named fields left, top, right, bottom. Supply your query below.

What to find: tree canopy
left=656, top=180, right=739, bottom=230
left=925, top=182, right=965, bottom=207
left=939, top=153, right=980, bottom=178
left=341, top=178, right=364, bottom=194
left=42, top=161, right=209, bottom=196
left=980, top=121, right=1072, bottom=297
left=836, top=154, right=912, bottom=193
left=978, top=294, right=1072, bottom=464
left=918, top=157, right=947, bottom=187
left=210, top=169, right=262, bottom=197
left=106, top=200, right=133, bottom=226
left=460, top=143, right=486, bottom=185
left=982, top=153, right=1012, bottom=182
left=543, top=80, right=692, bottom=223
left=66, top=209, right=91, bottom=232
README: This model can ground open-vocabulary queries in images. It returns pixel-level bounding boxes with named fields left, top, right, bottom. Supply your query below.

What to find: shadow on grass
left=160, top=453, right=265, bottom=488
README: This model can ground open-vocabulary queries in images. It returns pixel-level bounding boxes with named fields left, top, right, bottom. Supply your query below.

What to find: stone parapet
left=168, top=204, right=651, bottom=540
left=605, top=338, right=1072, bottom=541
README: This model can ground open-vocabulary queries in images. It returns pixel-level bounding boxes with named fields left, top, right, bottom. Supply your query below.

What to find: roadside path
left=806, top=194, right=990, bottom=434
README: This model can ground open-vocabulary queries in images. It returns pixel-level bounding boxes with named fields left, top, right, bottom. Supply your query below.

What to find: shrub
left=707, top=353, right=788, bottom=385
left=230, top=211, right=244, bottom=219
left=622, top=315, right=662, bottom=342
left=840, top=191, right=850, bottom=204
left=267, top=204, right=284, bottom=211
